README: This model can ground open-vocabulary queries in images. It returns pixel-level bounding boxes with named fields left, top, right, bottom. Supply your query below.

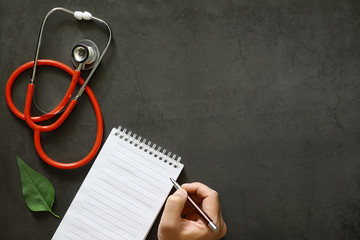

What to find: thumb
left=161, top=189, right=188, bottom=225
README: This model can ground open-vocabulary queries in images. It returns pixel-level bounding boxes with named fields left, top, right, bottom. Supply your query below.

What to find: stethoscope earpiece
left=72, top=39, right=100, bottom=70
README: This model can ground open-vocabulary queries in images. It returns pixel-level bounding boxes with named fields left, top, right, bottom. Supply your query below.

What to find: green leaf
left=16, top=156, right=59, bottom=218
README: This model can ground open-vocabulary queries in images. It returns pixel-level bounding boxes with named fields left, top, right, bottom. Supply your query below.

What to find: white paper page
left=52, top=128, right=184, bottom=240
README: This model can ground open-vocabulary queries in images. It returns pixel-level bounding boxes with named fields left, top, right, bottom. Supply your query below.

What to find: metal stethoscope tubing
left=5, top=7, right=112, bottom=169
left=32, top=7, right=112, bottom=99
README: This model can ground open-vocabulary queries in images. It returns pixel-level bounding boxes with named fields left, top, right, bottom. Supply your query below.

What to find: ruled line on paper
left=90, top=186, right=148, bottom=219
left=77, top=212, right=125, bottom=240
left=109, top=151, right=168, bottom=183
left=112, top=144, right=171, bottom=177
left=106, top=167, right=160, bottom=196
left=83, top=199, right=141, bottom=231
left=100, top=169, right=155, bottom=200
left=109, top=153, right=167, bottom=185
left=113, top=142, right=171, bottom=175
left=101, top=169, right=158, bottom=200
left=92, top=182, right=150, bottom=214
left=88, top=192, right=145, bottom=224
left=71, top=219, right=103, bottom=240
left=106, top=160, right=163, bottom=193
left=68, top=229, right=87, bottom=240
left=81, top=204, right=138, bottom=238
left=98, top=176, right=155, bottom=209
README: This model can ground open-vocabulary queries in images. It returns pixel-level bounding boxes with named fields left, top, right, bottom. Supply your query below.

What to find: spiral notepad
left=52, top=126, right=184, bottom=240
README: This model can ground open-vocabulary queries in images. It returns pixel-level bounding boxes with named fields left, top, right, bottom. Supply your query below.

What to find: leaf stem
left=50, top=209, right=60, bottom=219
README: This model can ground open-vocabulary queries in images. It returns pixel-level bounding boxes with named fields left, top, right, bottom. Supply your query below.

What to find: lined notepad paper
left=52, top=127, right=184, bottom=240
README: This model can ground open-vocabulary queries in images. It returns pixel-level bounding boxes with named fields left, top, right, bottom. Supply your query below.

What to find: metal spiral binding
left=115, top=126, right=181, bottom=168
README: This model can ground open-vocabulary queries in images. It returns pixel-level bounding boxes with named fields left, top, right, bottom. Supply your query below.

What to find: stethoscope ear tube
left=30, top=7, right=112, bottom=99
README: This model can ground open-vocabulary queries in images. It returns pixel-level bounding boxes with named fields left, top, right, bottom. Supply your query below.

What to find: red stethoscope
left=5, top=7, right=112, bottom=169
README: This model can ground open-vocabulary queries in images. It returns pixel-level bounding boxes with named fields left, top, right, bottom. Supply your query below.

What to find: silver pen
left=170, top=178, right=218, bottom=232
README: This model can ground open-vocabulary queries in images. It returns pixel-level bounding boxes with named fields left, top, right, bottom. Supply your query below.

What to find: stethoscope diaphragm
left=72, top=39, right=100, bottom=70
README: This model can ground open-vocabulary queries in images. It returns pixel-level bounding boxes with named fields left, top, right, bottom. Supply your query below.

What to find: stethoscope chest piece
left=72, top=39, right=100, bottom=70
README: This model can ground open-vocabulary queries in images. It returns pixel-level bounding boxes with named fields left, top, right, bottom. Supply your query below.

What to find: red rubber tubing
left=6, top=60, right=79, bottom=122
left=6, top=59, right=103, bottom=169
left=24, top=84, right=77, bottom=132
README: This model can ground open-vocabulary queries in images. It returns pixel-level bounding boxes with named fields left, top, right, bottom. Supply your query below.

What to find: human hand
left=158, top=182, right=227, bottom=240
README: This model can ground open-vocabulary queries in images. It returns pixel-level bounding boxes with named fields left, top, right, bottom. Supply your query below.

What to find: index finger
left=181, top=182, right=220, bottom=218
left=181, top=182, right=217, bottom=198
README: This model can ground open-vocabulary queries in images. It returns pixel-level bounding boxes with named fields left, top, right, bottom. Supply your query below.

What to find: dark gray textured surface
left=1, top=0, right=360, bottom=239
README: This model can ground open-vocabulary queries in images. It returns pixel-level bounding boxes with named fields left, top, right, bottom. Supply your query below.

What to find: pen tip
left=170, top=177, right=178, bottom=186
left=169, top=178, right=181, bottom=190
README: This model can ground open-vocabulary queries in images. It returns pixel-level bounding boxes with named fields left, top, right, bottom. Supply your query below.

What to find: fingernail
left=174, top=188, right=187, bottom=197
